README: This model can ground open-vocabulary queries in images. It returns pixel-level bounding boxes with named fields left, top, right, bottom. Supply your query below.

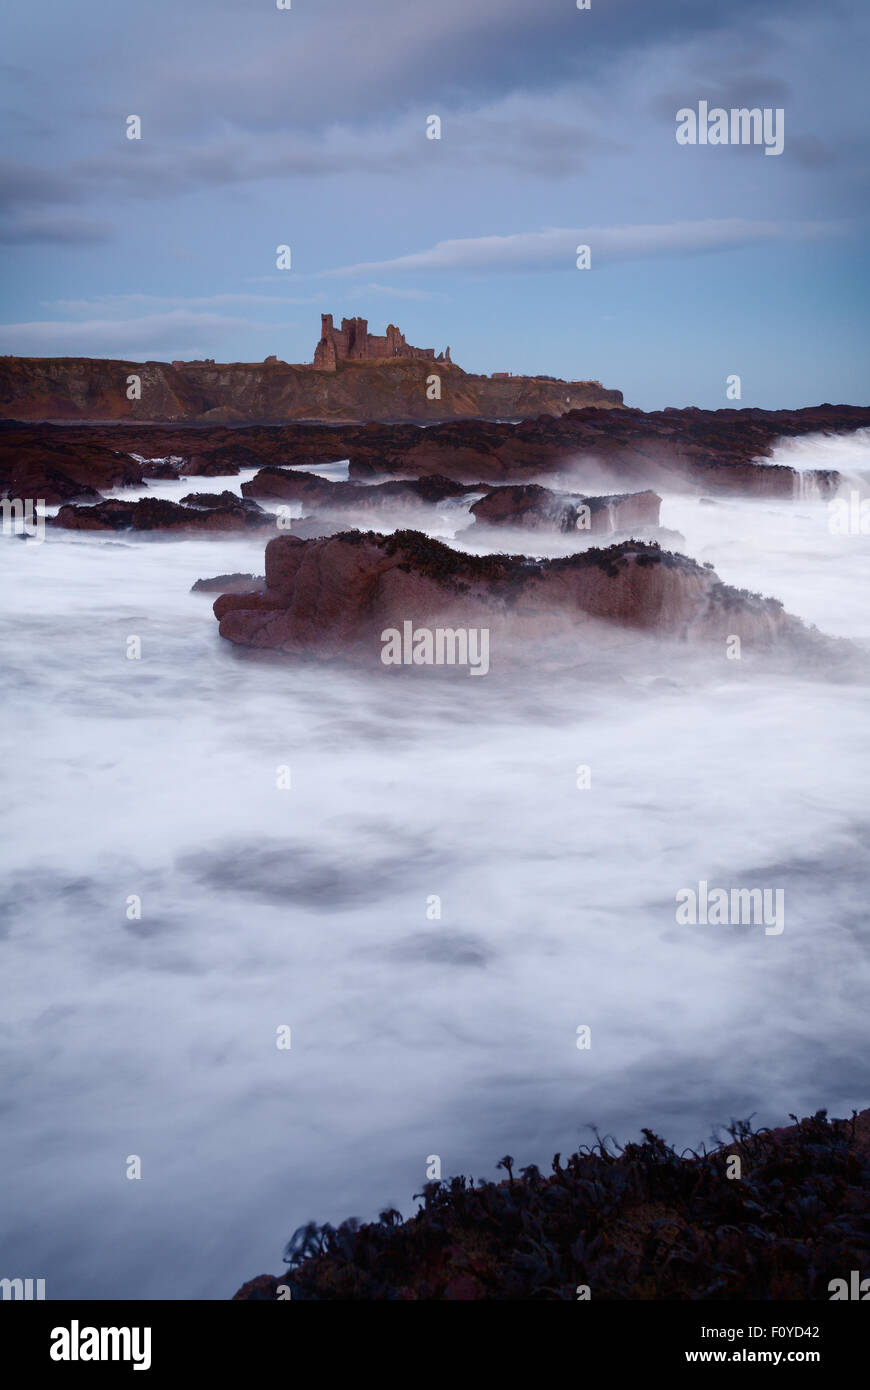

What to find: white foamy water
left=1, top=432, right=869, bottom=1300
left=764, top=426, right=870, bottom=475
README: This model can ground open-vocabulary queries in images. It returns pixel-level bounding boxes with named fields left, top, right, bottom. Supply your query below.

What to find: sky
left=1, top=0, right=868, bottom=409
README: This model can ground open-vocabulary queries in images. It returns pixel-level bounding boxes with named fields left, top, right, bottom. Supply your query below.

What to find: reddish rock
left=470, top=484, right=661, bottom=534
left=231, top=1275, right=282, bottom=1302
left=191, top=572, right=263, bottom=594
left=343, top=406, right=861, bottom=492
left=241, top=467, right=476, bottom=510
left=0, top=323, right=622, bottom=423
left=51, top=494, right=272, bottom=534
left=1, top=406, right=864, bottom=507
left=0, top=426, right=143, bottom=503
left=137, top=459, right=181, bottom=479
left=212, top=528, right=819, bottom=661
left=231, top=1107, right=870, bottom=1301
left=179, top=489, right=251, bottom=509
left=182, top=452, right=243, bottom=476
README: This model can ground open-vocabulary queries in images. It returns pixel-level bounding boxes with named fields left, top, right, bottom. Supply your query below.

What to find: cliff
left=0, top=353, right=622, bottom=424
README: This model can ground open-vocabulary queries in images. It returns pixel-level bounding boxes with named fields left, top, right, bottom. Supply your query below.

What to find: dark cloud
left=0, top=213, right=114, bottom=244
left=0, top=159, right=84, bottom=211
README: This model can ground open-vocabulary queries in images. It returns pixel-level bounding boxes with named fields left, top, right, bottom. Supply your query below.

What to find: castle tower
left=314, top=314, right=338, bottom=371
left=312, top=312, right=448, bottom=370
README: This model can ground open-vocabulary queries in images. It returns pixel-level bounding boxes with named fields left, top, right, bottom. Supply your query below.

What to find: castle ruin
left=313, top=314, right=451, bottom=372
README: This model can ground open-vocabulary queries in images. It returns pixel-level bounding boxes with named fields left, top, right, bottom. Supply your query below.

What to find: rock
left=137, top=459, right=181, bottom=480
left=183, top=453, right=242, bottom=476
left=212, top=528, right=817, bottom=661
left=191, top=572, right=263, bottom=593
left=230, top=1107, right=870, bottom=1301
left=2, top=407, right=865, bottom=505
left=0, top=423, right=144, bottom=503
left=0, top=318, right=623, bottom=422
left=51, top=494, right=272, bottom=534
left=469, top=485, right=661, bottom=534
left=343, top=406, right=864, bottom=493
left=180, top=489, right=253, bottom=509
left=241, top=467, right=477, bottom=510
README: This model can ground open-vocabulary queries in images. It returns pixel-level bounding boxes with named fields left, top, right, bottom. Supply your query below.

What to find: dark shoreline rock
left=192, top=572, right=263, bottom=594
left=231, top=1107, right=870, bottom=1300
left=340, top=406, right=857, bottom=492
left=469, top=484, right=661, bottom=534
left=240, top=467, right=478, bottom=509
left=2, top=406, right=864, bottom=505
left=51, top=493, right=272, bottom=534
left=241, top=468, right=663, bottom=539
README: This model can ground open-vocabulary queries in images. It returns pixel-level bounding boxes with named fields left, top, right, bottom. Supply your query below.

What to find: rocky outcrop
left=179, top=489, right=254, bottom=510
left=241, top=469, right=661, bottom=537
left=231, top=1108, right=870, bottom=1300
left=469, top=485, right=661, bottom=534
left=0, top=426, right=144, bottom=503
left=2, top=406, right=864, bottom=506
left=342, top=406, right=864, bottom=491
left=191, top=572, right=263, bottom=593
left=51, top=493, right=271, bottom=534
left=241, top=467, right=477, bottom=510
left=212, top=528, right=814, bottom=660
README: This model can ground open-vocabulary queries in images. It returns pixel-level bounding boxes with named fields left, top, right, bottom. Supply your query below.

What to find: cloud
left=0, top=110, right=613, bottom=227
left=0, top=5, right=864, bottom=240
left=76, top=0, right=819, bottom=137
left=347, top=283, right=437, bottom=301
left=45, top=293, right=324, bottom=314
left=0, top=310, right=297, bottom=359
left=0, top=214, right=114, bottom=245
left=0, top=160, right=84, bottom=212
left=320, top=218, right=850, bottom=277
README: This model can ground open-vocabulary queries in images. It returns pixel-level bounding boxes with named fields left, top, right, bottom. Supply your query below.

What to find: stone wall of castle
left=314, top=314, right=451, bottom=371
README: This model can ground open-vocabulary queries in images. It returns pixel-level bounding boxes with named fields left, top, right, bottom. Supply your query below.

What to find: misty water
left=1, top=431, right=869, bottom=1299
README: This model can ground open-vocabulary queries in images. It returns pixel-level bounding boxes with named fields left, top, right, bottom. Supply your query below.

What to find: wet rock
left=191, top=572, right=263, bottom=593
left=212, top=527, right=817, bottom=660
left=51, top=494, right=272, bottom=533
left=3, top=406, right=866, bottom=505
left=231, top=1107, right=870, bottom=1301
left=180, top=489, right=252, bottom=509
left=469, top=484, right=661, bottom=534
left=241, top=467, right=477, bottom=510
left=0, top=424, right=143, bottom=503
